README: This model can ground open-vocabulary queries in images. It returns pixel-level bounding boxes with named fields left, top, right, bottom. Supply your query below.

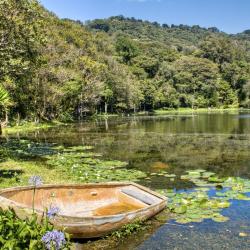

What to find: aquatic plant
left=41, top=230, right=66, bottom=250
left=165, top=189, right=230, bottom=224
left=110, top=220, right=147, bottom=239
left=0, top=139, right=147, bottom=187
left=158, top=170, right=250, bottom=224
left=47, top=148, right=146, bottom=182
left=1, top=139, right=56, bottom=159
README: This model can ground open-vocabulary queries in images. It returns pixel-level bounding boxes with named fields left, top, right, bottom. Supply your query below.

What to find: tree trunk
left=0, top=123, right=2, bottom=135
left=5, top=110, right=8, bottom=125
left=104, top=102, right=108, bottom=114
left=80, top=93, right=83, bottom=120
left=16, top=112, right=20, bottom=126
left=105, top=118, right=108, bottom=131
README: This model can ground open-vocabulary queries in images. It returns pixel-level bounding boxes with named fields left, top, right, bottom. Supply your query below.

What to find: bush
left=0, top=208, right=71, bottom=250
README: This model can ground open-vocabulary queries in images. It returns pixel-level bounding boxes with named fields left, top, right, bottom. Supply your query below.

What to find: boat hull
left=0, top=182, right=167, bottom=238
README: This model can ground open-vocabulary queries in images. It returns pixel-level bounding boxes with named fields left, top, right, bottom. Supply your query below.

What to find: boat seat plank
left=121, top=187, right=160, bottom=205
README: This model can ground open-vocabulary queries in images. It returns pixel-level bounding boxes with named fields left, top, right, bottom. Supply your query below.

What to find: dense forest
left=1, top=0, right=250, bottom=124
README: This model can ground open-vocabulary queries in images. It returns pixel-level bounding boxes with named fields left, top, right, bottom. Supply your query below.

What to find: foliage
left=0, top=208, right=70, bottom=249
left=166, top=190, right=230, bottom=224
left=47, top=146, right=147, bottom=182
left=115, top=36, right=139, bottom=64
left=0, top=85, right=11, bottom=132
left=0, top=138, right=146, bottom=187
left=1, top=2, right=250, bottom=122
left=110, top=220, right=147, bottom=239
left=0, top=85, right=10, bottom=107
left=158, top=170, right=250, bottom=224
left=0, top=0, right=45, bottom=121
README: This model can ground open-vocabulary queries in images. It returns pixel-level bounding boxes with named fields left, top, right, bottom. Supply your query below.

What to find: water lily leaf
left=212, top=215, right=229, bottom=222
left=175, top=218, right=191, bottom=224
left=186, top=171, right=201, bottom=178
left=161, top=171, right=250, bottom=226
left=164, top=174, right=176, bottom=178
left=190, top=218, right=204, bottom=223
left=216, top=201, right=231, bottom=208
left=192, top=169, right=206, bottom=173
left=192, top=180, right=210, bottom=187
left=180, top=175, right=190, bottom=180
left=235, top=193, right=250, bottom=200
left=187, top=213, right=202, bottom=219
left=174, top=205, right=187, bottom=214
left=239, top=232, right=248, bottom=237
left=202, top=172, right=215, bottom=178
left=208, top=176, right=224, bottom=183
left=216, top=192, right=226, bottom=197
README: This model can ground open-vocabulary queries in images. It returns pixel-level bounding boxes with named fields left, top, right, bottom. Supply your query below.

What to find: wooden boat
left=0, top=182, right=167, bottom=238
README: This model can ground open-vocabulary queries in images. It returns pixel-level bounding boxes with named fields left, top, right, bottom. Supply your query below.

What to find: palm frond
left=0, top=85, right=10, bottom=106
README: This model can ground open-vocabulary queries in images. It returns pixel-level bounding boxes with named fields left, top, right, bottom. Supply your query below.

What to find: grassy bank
left=3, top=108, right=249, bottom=134
left=153, top=107, right=249, bottom=115
left=2, top=121, right=64, bottom=135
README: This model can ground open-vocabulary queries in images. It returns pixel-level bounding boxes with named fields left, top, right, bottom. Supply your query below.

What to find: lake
left=8, top=111, right=250, bottom=249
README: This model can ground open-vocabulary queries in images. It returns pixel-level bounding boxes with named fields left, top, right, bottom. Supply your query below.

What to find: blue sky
left=40, top=0, right=250, bottom=34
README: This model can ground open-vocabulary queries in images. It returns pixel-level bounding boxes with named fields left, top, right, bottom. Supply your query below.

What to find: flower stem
left=32, top=187, right=36, bottom=213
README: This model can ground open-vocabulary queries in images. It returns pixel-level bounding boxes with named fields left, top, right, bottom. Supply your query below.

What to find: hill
left=0, top=1, right=250, bottom=123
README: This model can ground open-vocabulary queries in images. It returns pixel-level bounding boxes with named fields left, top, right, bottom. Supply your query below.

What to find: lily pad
left=174, top=205, right=187, bottom=214
left=164, top=174, right=176, bottom=178
left=239, top=232, right=248, bottom=237
left=212, top=215, right=229, bottom=222
left=202, top=172, right=215, bottom=178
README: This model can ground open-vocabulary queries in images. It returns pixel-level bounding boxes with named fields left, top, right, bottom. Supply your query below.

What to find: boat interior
left=0, top=184, right=163, bottom=217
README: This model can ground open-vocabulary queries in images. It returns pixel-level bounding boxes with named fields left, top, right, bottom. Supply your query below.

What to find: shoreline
left=2, top=108, right=250, bottom=134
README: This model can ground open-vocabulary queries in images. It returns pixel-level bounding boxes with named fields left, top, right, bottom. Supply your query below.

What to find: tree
left=0, top=0, right=45, bottom=120
left=199, top=36, right=242, bottom=66
left=115, top=36, right=139, bottom=64
left=221, top=61, right=250, bottom=104
left=217, top=80, right=238, bottom=107
left=0, top=0, right=45, bottom=78
left=88, top=19, right=110, bottom=32
left=101, top=87, right=113, bottom=114
left=241, top=81, right=250, bottom=107
left=171, top=56, right=220, bottom=108
left=132, top=55, right=160, bottom=78
left=0, top=3, right=249, bottom=122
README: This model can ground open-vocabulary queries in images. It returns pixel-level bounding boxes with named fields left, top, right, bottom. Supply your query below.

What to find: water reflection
left=8, top=111, right=250, bottom=249
left=12, top=112, right=250, bottom=187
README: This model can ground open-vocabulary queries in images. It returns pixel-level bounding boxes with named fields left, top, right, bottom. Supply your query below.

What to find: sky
left=40, top=0, right=250, bottom=34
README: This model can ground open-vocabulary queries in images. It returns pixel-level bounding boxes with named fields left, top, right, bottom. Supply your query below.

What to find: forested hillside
left=1, top=0, right=250, bottom=124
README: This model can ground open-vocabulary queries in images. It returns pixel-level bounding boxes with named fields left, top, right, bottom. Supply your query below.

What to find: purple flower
left=47, top=206, right=60, bottom=219
left=41, top=230, right=66, bottom=250
left=29, top=175, right=43, bottom=186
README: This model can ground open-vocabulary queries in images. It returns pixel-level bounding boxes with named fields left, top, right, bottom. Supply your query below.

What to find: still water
left=16, top=111, right=250, bottom=249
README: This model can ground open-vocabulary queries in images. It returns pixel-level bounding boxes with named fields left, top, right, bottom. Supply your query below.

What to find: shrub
left=0, top=208, right=70, bottom=250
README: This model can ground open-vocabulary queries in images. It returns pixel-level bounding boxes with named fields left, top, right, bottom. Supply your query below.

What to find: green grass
left=153, top=107, right=249, bottom=115
left=0, top=159, right=76, bottom=189
left=3, top=121, right=63, bottom=135
left=91, top=113, right=119, bottom=119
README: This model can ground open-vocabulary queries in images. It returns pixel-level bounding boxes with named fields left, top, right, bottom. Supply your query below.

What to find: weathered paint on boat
left=0, top=182, right=167, bottom=238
